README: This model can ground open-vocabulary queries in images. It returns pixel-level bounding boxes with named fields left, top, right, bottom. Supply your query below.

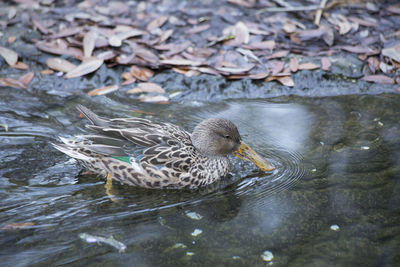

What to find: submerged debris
left=261, top=250, right=274, bottom=262
left=79, top=233, right=127, bottom=253
left=185, top=211, right=203, bottom=220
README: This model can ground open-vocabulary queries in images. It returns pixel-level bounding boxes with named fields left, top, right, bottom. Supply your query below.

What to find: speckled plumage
left=53, top=105, right=244, bottom=189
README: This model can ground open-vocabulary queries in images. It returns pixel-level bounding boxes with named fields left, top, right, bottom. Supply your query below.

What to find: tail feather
left=76, top=104, right=109, bottom=127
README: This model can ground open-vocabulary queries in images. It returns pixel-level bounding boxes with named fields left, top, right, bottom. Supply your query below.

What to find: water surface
left=1, top=92, right=399, bottom=266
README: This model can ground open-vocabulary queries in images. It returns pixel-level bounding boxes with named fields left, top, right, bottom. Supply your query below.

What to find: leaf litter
left=1, top=0, right=399, bottom=93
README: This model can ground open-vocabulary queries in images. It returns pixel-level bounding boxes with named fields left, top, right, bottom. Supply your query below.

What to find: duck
left=53, top=105, right=274, bottom=189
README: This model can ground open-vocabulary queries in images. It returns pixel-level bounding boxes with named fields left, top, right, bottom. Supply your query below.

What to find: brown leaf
left=19, top=72, right=34, bottom=85
left=321, top=57, right=331, bottom=71
left=160, top=58, right=203, bottom=67
left=8, top=36, right=17, bottom=43
left=289, top=58, right=299, bottom=72
left=339, top=46, right=379, bottom=55
left=1, top=222, right=34, bottom=230
left=362, top=75, right=395, bottom=84
left=382, top=43, right=400, bottom=63
left=46, top=58, right=76, bottom=73
left=87, top=85, right=119, bottom=96
left=367, top=57, right=379, bottom=73
left=266, top=50, right=289, bottom=60
left=298, top=62, right=320, bottom=70
left=83, top=30, right=98, bottom=58
left=296, top=26, right=334, bottom=46
left=65, top=57, right=103, bottom=79
left=130, top=66, right=154, bottom=81
left=0, top=77, right=26, bottom=89
left=243, top=40, right=275, bottom=50
left=146, top=15, right=169, bottom=31
left=265, top=76, right=294, bottom=87
left=172, top=67, right=200, bottom=77
left=48, top=27, right=81, bottom=39
left=35, top=41, right=83, bottom=57
left=283, top=22, right=297, bottom=34
left=0, top=46, right=18, bottom=66
left=215, top=64, right=255, bottom=75
left=232, top=21, right=249, bottom=45
left=32, top=18, right=50, bottom=34
left=138, top=82, right=165, bottom=93
left=11, top=62, right=29, bottom=70
left=185, top=24, right=210, bottom=34
left=40, top=69, right=54, bottom=75
left=138, top=95, right=169, bottom=104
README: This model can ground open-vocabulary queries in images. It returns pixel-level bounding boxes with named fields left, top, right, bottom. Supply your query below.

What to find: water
left=1, top=84, right=399, bottom=266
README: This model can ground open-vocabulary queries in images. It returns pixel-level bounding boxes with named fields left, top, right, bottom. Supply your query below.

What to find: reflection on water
left=1, top=92, right=400, bottom=266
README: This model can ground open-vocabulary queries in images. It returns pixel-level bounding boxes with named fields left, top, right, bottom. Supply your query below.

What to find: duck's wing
left=76, top=105, right=192, bottom=147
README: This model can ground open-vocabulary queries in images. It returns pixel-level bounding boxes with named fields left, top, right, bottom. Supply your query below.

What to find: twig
left=314, top=0, right=329, bottom=26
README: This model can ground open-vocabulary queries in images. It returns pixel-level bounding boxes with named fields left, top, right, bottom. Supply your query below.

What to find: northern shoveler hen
left=53, top=105, right=274, bottom=189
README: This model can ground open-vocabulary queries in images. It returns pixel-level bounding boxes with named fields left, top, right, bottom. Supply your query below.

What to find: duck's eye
left=224, top=135, right=230, bottom=139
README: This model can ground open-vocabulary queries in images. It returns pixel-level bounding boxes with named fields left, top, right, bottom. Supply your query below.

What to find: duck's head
left=191, top=118, right=274, bottom=171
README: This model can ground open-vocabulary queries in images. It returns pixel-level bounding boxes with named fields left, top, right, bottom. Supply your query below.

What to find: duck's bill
left=233, top=142, right=275, bottom=172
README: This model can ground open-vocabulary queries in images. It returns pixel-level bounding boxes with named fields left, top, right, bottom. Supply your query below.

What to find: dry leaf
left=160, top=58, right=202, bottom=66
left=146, top=15, right=169, bottom=31
left=0, top=46, right=18, bottom=66
left=0, top=77, right=26, bottom=89
left=83, top=30, right=98, bottom=58
left=19, top=72, right=34, bottom=85
left=283, top=22, right=297, bottom=34
left=48, top=27, right=81, bottom=39
left=35, top=41, right=83, bottom=57
left=382, top=43, right=400, bottom=63
left=367, top=57, right=379, bottom=73
left=277, top=76, right=294, bottom=87
left=339, top=46, right=379, bottom=55
left=321, top=57, right=331, bottom=71
left=266, top=50, right=289, bottom=60
left=46, top=58, right=76, bottom=73
left=65, top=57, right=103, bottom=78
left=186, top=24, right=210, bottom=34
left=362, top=75, right=395, bottom=84
left=232, top=21, right=249, bottom=45
left=289, top=58, right=299, bottom=72
left=298, top=62, right=320, bottom=70
left=130, top=66, right=154, bottom=81
left=8, top=36, right=16, bottom=43
left=88, top=85, right=119, bottom=96
left=243, top=40, right=275, bottom=50
left=138, top=95, right=169, bottom=104
left=127, top=82, right=165, bottom=94
left=41, top=69, right=54, bottom=75
left=11, top=62, right=29, bottom=70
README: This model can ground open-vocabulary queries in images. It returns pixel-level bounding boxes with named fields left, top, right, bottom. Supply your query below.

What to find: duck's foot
left=105, top=173, right=118, bottom=203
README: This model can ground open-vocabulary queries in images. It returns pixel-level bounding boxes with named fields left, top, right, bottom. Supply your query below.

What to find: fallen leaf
left=1, top=222, right=34, bottom=230
left=172, top=67, right=200, bottom=77
left=8, top=36, right=16, bottom=43
left=265, top=76, right=294, bottom=87
left=321, top=57, right=331, bottom=71
left=339, top=46, right=379, bottom=55
left=232, top=21, right=249, bottom=45
left=266, top=50, right=289, bottom=60
left=160, top=58, right=203, bottom=66
left=243, top=40, right=275, bottom=50
left=46, top=58, right=76, bottom=73
left=0, top=77, right=26, bottom=89
left=289, top=58, right=299, bottom=72
left=88, top=85, right=119, bottom=96
left=11, top=62, right=29, bottom=70
left=382, top=43, right=400, bottom=63
left=127, top=82, right=165, bottom=94
left=65, top=57, right=103, bottom=79
left=41, top=69, right=54, bottom=75
left=138, top=95, right=169, bottom=104
left=298, top=62, right=320, bottom=70
left=130, top=66, right=154, bottom=81
left=19, top=72, right=34, bottom=85
left=35, top=41, right=83, bottom=57
left=185, top=24, right=210, bottom=34
left=48, top=27, right=81, bottom=39
left=362, top=75, right=395, bottom=84
left=215, top=64, right=254, bottom=75
left=367, top=57, right=379, bottom=73
left=0, top=46, right=18, bottom=66
left=83, top=30, right=98, bottom=58
left=283, top=22, right=297, bottom=33
left=379, top=62, right=394, bottom=73
left=146, top=15, right=169, bottom=31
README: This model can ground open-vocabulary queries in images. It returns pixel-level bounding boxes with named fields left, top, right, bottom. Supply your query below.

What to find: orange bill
left=233, top=142, right=275, bottom=171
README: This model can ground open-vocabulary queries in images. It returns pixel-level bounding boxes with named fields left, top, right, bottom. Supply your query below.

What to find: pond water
left=1, top=79, right=399, bottom=267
